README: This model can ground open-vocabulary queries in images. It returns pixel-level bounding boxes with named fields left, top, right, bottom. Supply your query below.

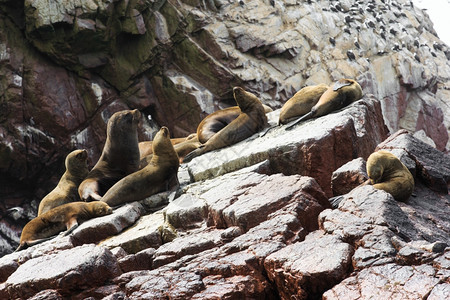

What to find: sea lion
left=366, top=150, right=414, bottom=202
left=140, top=134, right=201, bottom=167
left=101, top=126, right=180, bottom=206
left=285, top=79, right=363, bottom=130
left=38, top=149, right=89, bottom=216
left=78, top=109, right=141, bottom=201
left=279, top=83, right=329, bottom=125
left=198, top=104, right=272, bottom=144
left=183, top=87, right=268, bottom=162
left=16, top=201, right=112, bottom=251
left=139, top=134, right=197, bottom=160
left=329, top=151, right=415, bottom=208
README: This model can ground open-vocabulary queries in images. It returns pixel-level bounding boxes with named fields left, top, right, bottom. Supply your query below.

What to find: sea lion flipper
left=285, top=111, right=313, bottom=130
left=259, top=125, right=278, bottom=137
left=64, top=217, right=79, bottom=235
left=182, top=147, right=204, bottom=163
left=333, top=79, right=352, bottom=91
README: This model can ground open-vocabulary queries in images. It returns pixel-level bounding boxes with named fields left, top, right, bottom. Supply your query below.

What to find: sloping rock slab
left=70, top=202, right=144, bottom=246
left=323, top=262, right=446, bottom=300
left=100, top=212, right=165, bottom=254
left=187, top=97, right=389, bottom=196
left=4, top=244, right=121, bottom=299
left=264, top=231, right=353, bottom=299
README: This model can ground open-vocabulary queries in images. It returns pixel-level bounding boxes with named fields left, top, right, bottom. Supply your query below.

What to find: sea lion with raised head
left=285, top=79, right=362, bottom=130
left=140, top=133, right=201, bottom=167
left=78, top=109, right=141, bottom=201
left=366, top=150, right=414, bottom=202
left=138, top=134, right=197, bottom=160
left=101, top=126, right=180, bottom=206
left=183, top=87, right=268, bottom=162
left=279, top=83, right=329, bottom=125
left=16, top=201, right=112, bottom=251
left=197, top=104, right=272, bottom=144
left=38, top=149, right=89, bottom=216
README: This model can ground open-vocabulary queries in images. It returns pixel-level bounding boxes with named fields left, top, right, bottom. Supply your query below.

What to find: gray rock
left=5, top=244, right=121, bottom=299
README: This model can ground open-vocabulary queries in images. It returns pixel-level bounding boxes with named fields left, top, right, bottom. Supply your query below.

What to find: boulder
left=4, top=244, right=121, bottom=298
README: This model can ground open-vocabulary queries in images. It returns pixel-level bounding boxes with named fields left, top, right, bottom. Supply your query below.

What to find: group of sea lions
left=17, top=80, right=415, bottom=251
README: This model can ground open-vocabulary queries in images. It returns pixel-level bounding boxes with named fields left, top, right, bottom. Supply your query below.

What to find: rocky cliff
left=0, top=0, right=450, bottom=297
left=0, top=99, right=449, bottom=299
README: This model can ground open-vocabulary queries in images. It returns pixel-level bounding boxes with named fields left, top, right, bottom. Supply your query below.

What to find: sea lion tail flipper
left=285, top=111, right=313, bottom=130
left=259, top=125, right=278, bottom=137
left=182, top=147, right=204, bottom=163
left=328, top=195, right=345, bottom=209
left=15, top=236, right=58, bottom=252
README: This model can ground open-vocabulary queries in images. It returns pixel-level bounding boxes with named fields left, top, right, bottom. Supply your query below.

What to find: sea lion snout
left=160, top=126, right=170, bottom=137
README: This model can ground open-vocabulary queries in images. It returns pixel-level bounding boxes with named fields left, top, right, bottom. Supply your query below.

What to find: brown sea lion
left=183, top=87, right=268, bottom=162
left=140, top=134, right=201, bottom=167
left=16, top=201, right=112, bottom=251
left=139, top=134, right=197, bottom=160
left=285, top=79, right=363, bottom=130
left=366, top=150, right=415, bottom=202
left=78, top=109, right=141, bottom=201
left=101, top=126, right=180, bottom=207
left=38, top=149, right=89, bottom=216
left=197, top=104, right=272, bottom=144
left=279, top=83, right=329, bottom=125
left=329, top=151, right=415, bottom=208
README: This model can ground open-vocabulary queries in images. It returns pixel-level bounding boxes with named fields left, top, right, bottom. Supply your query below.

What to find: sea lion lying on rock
left=286, top=79, right=362, bottom=130
left=197, top=104, right=272, bottom=144
left=183, top=87, right=268, bottom=162
left=78, top=109, right=141, bottom=201
left=329, top=150, right=415, bottom=208
left=366, top=150, right=415, bottom=202
left=17, top=201, right=112, bottom=251
left=101, top=126, right=180, bottom=206
left=38, top=149, right=89, bottom=216
left=279, top=83, right=329, bottom=125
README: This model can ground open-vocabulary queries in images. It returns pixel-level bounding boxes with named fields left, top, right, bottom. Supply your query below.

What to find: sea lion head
left=153, top=127, right=179, bottom=159
left=107, top=109, right=141, bottom=136
left=89, top=201, right=113, bottom=216
left=333, top=79, right=363, bottom=101
left=367, top=152, right=386, bottom=184
left=233, top=87, right=262, bottom=113
left=65, top=149, right=89, bottom=177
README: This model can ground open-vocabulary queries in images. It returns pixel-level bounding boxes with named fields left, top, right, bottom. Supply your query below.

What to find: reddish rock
left=264, top=232, right=353, bottom=299
left=118, top=248, right=155, bottom=273
left=28, top=289, right=63, bottom=300
left=331, top=157, right=368, bottom=196
left=323, top=263, right=445, bottom=300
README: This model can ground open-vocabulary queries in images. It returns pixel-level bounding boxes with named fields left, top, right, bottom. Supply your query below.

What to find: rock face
left=1, top=0, right=449, bottom=229
left=0, top=100, right=449, bottom=298
left=1, top=0, right=450, bottom=298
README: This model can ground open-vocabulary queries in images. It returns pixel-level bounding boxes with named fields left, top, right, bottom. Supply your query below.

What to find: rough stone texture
left=0, top=131, right=449, bottom=298
left=4, top=244, right=121, bottom=299
left=1, top=1, right=450, bottom=298
left=331, top=157, right=368, bottom=196
left=2, top=0, right=450, bottom=257
left=265, top=231, right=353, bottom=299
left=323, top=262, right=446, bottom=300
